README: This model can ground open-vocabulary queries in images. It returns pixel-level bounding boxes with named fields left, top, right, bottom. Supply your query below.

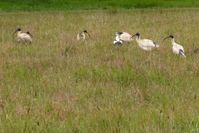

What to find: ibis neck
left=135, top=36, right=141, bottom=42
left=17, top=31, right=22, bottom=36
left=171, top=38, right=175, bottom=44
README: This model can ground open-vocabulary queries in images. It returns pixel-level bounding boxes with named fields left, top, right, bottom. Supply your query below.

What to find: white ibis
left=14, top=28, right=32, bottom=44
left=163, top=35, right=186, bottom=57
left=132, top=32, right=159, bottom=51
left=113, top=32, right=133, bottom=45
left=113, top=34, right=123, bottom=45
left=77, top=30, right=90, bottom=41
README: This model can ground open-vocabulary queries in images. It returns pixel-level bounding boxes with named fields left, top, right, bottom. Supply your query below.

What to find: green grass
left=0, top=9, right=199, bottom=132
left=1, top=0, right=199, bottom=11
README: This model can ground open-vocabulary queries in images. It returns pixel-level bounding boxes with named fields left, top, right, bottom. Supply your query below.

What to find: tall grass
left=0, top=9, right=199, bottom=132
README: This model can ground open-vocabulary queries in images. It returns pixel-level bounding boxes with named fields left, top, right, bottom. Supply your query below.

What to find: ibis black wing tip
left=26, top=31, right=33, bottom=37
left=179, top=49, right=186, bottom=57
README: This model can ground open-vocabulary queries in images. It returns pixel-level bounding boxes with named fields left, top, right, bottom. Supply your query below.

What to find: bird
left=14, top=28, right=32, bottom=44
left=113, top=32, right=133, bottom=45
left=163, top=35, right=186, bottom=57
left=132, top=32, right=159, bottom=51
left=77, top=30, right=90, bottom=41
left=113, top=34, right=123, bottom=45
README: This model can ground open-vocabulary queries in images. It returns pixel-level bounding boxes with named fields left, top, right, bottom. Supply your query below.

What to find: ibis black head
left=16, top=28, right=21, bottom=32
left=169, top=35, right=174, bottom=39
left=82, top=30, right=90, bottom=38
left=14, top=28, right=22, bottom=34
left=132, top=32, right=140, bottom=38
left=135, top=32, right=140, bottom=36
left=117, top=32, right=123, bottom=35
left=83, top=30, right=88, bottom=33
left=163, top=35, right=174, bottom=41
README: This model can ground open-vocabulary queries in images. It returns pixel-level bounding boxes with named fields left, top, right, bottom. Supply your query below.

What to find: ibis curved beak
left=13, top=30, right=18, bottom=38
left=163, top=36, right=171, bottom=41
left=13, top=30, right=17, bottom=35
left=131, top=34, right=137, bottom=38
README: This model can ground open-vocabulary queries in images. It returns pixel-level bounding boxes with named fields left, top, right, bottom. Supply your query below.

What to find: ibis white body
left=171, top=39, right=186, bottom=57
left=116, top=32, right=133, bottom=42
left=17, top=31, right=32, bottom=43
left=77, top=30, right=90, bottom=41
left=14, top=28, right=32, bottom=44
left=133, top=33, right=159, bottom=51
left=77, top=32, right=86, bottom=40
left=164, top=35, right=186, bottom=57
left=136, top=39, right=159, bottom=51
left=113, top=35, right=123, bottom=45
left=113, top=32, right=133, bottom=45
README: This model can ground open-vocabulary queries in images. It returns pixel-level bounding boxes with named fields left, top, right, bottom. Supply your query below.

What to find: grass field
left=2, top=0, right=199, bottom=11
left=0, top=9, right=199, bottom=132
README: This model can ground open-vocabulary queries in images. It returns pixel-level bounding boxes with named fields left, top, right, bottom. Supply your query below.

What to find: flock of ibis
left=113, top=31, right=186, bottom=57
left=14, top=28, right=186, bottom=58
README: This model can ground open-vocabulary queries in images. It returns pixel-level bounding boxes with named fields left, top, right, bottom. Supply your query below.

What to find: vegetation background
left=1, top=0, right=199, bottom=11
left=0, top=0, right=199, bottom=132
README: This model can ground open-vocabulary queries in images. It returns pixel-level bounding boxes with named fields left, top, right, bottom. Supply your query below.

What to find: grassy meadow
left=0, top=9, right=199, bottom=132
